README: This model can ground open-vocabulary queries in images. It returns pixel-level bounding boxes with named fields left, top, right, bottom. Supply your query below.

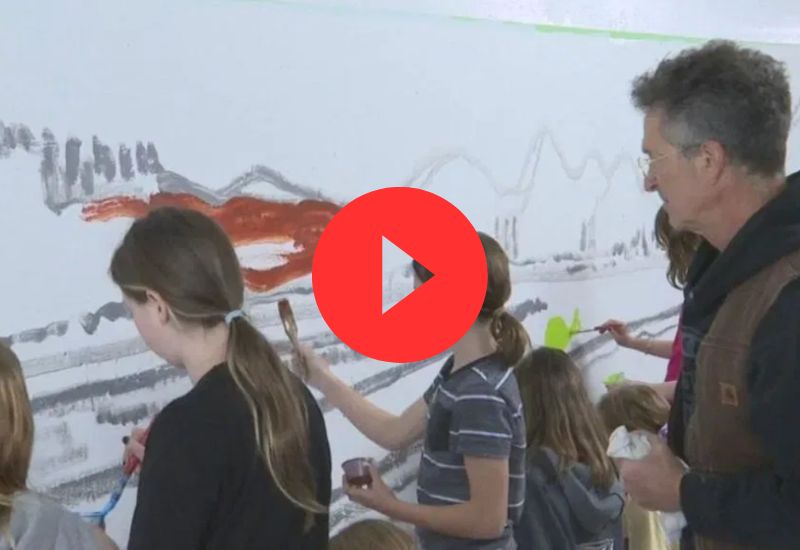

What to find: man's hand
left=617, top=431, right=685, bottom=512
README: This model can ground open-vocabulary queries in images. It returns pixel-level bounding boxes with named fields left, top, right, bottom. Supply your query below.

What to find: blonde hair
left=0, top=344, right=34, bottom=546
left=110, top=207, right=325, bottom=529
left=597, top=384, right=670, bottom=434
left=516, top=348, right=616, bottom=489
left=330, top=519, right=416, bottom=550
left=413, top=232, right=529, bottom=366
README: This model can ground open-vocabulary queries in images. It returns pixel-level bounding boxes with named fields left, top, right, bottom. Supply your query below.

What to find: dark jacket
left=669, top=171, right=800, bottom=547
left=515, top=447, right=624, bottom=550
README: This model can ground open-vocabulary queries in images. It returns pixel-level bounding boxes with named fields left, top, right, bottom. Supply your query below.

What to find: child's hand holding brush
left=277, top=299, right=331, bottom=388
left=122, top=426, right=148, bottom=472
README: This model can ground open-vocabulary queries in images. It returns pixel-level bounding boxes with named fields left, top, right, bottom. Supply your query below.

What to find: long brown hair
left=516, top=348, right=616, bottom=489
left=110, top=207, right=325, bottom=527
left=597, top=384, right=670, bottom=435
left=330, top=519, right=416, bottom=550
left=655, top=206, right=701, bottom=289
left=0, top=344, right=34, bottom=541
left=413, top=232, right=529, bottom=366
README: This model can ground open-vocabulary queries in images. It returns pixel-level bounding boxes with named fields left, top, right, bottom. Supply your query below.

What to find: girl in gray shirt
left=304, top=233, right=530, bottom=549
left=0, top=344, right=117, bottom=550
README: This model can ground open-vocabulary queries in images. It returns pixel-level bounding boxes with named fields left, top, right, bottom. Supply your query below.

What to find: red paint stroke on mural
left=83, top=193, right=340, bottom=292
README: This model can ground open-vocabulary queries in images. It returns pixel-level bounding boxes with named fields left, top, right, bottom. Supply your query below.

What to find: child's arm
left=348, top=373, right=519, bottom=539
left=393, top=456, right=509, bottom=538
left=302, top=345, right=427, bottom=451
left=625, top=338, right=674, bottom=359
left=349, top=457, right=510, bottom=540
left=597, top=320, right=674, bottom=359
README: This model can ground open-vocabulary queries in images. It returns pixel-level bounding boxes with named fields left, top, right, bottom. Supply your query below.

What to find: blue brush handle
left=81, top=472, right=132, bottom=524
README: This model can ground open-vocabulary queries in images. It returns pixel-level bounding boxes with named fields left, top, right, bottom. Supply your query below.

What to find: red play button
left=312, top=187, right=488, bottom=363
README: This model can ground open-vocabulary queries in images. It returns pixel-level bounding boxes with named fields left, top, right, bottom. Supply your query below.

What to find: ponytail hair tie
left=224, top=309, right=246, bottom=326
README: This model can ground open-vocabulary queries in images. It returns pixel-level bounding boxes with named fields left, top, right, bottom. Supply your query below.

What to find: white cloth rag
left=607, top=426, right=687, bottom=543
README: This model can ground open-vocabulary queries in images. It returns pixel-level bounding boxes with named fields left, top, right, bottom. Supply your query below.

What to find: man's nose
left=643, top=174, right=658, bottom=193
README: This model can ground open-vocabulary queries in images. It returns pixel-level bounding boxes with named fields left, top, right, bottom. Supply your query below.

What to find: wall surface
left=0, top=1, right=798, bottom=545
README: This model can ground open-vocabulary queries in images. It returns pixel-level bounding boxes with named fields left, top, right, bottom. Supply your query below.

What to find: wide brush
left=278, top=299, right=309, bottom=379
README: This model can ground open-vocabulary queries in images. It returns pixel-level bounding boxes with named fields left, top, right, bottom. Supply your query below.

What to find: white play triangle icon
left=382, top=236, right=432, bottom=314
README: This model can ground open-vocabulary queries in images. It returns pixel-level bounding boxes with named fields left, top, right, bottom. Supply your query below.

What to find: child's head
left=110, top=206, right=325, bottom=526
left=598, top=384, right=670, bottom=434
left=0, top=344, right=33, bottom=529
left=330, top=519, right=416, bottom=550
left=110, top=206, right=244, bottom=365
left=516, top=347, right=616, bottom=488
left=412, top=232, right=529, bottom=366
left=654, top=206, right=701, bottom=289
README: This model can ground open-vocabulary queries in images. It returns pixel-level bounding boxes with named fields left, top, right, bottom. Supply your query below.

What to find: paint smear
left=544, top=307, right=582, bottom=350
left=79, top=301, right=131, bottom=334
left=82, top=192, right=340, bottom=292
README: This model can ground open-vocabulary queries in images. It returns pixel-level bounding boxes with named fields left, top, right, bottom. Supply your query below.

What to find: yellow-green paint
left=532, top=23, right=705, bottom=44
left=240, top=0, right=796, bottom=48
left=544, top=308, right=582, bottom=350
left=604, top=371, right=626, bottom=385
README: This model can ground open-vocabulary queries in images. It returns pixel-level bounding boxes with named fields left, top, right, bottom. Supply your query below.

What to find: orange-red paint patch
left=83, top=192, right=340, bottom=292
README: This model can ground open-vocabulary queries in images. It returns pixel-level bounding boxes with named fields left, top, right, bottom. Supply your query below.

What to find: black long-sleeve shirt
left=128, top=363, right=331, bottom=550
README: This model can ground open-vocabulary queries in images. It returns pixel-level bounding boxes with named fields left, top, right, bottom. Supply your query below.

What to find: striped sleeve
left=449, top=377, right=514, bottom=458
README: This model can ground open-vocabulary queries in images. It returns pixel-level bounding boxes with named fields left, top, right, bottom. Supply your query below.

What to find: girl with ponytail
left=303, top=232, right=530, bottom=549
left=112, top=207, right=331, bottom=549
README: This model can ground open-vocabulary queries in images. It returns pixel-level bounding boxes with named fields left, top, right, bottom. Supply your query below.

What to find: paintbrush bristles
left=277, top=299, right=309, bottom=380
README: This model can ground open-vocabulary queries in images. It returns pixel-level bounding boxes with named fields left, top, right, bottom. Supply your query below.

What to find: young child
left=0, top=343, right=118, bottom=550
left=115, top=207, right=331, bottom=549
left=514, top=348, right=624, bottom=550
left=598, top=384, right=675, bottom=550
left=302, top=232, right=529, bottom=549
left=330, top=519, right=415, bottom=550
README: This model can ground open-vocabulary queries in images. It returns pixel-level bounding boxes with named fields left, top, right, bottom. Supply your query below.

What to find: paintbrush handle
left=123, top=427, right=151, bottom=475
left=83, top=428, right=151, bottom=524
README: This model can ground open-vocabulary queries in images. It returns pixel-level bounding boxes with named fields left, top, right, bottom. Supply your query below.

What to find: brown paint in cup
left=342, top=457, right=373, bottom=487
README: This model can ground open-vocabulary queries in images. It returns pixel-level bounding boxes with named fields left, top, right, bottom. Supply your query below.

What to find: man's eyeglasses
left=637, top=151, right=682, bottom=179
left=637, top=145, right=702, bottom=179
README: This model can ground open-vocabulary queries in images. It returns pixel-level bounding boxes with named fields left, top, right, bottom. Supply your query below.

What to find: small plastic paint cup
left=342, top=457, right=373, bottom=487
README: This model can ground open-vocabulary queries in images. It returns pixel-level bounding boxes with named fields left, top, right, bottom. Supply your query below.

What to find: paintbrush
left=81, top=428, right=150, bottom=528
left=570, top=327, right=600, bottom=335
left=278, top=299, right=309, bottom=379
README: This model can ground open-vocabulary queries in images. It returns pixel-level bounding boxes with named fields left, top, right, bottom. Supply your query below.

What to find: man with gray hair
left=616, top=40, right=800, bottom=549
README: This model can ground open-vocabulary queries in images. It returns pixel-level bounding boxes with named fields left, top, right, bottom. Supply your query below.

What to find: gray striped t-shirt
left=417, top=354, right=526, bottom=550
